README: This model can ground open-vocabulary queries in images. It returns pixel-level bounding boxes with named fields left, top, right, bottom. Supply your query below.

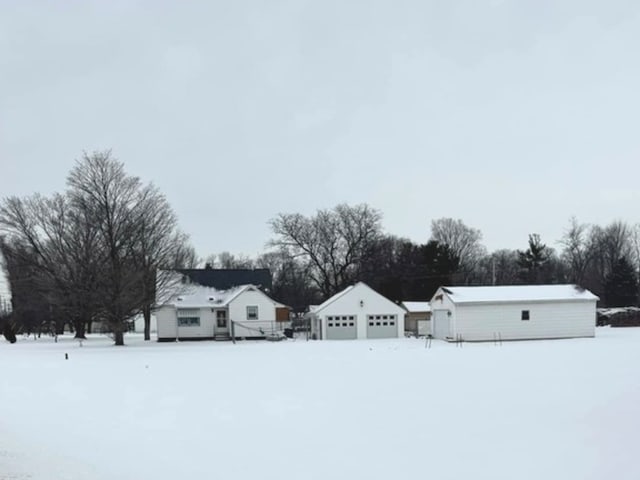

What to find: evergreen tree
left=518, top=234, right=551, bottom=284
left=604, top=257, right=638, bottom=307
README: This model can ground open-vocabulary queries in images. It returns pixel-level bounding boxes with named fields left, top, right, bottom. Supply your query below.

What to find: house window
left=521, top=310, right=530, bottom=321
left=247, top=306, right=259, bottom=320
left=178, top=317, right=200, bottom=327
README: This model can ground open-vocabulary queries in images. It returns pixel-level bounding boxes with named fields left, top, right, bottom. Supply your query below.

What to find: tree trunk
left=73, top=320, right=86, bottom=339
left=114, top=330, right=125, bottom=346
left=87, top=321, right=92, bottom=334
left=143, top=305, right=151, bottom=341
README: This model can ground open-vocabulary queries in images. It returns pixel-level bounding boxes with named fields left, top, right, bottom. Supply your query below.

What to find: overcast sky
left=2, top=0, right=640, bottom=268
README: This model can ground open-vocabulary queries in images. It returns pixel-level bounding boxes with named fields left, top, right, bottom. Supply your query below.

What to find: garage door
left=432, top=310, right=451, bottom=339
left=325, top=315, right=357, bottom=340
left=366, top=314, right=398, bottom=339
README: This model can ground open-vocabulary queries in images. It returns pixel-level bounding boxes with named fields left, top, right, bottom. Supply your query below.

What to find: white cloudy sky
left=2, top=0, right=640, bottom=264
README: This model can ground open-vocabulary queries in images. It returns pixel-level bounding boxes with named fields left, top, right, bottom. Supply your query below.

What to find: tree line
left=205, top=210, right=640, bottom=313
left=2, top=151, right=639, bottom=344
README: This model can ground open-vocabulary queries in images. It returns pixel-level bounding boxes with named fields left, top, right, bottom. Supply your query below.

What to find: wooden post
left=231, top=320, right=236, bottom=344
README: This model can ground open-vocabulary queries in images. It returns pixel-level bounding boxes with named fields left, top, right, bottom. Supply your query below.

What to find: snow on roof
left=312, top=285, right=355, bottom=313
left=439, top=285, right=599, bottom=304
left=402, top=301, right=431, bottom=312
left=163, top=284, right=254, bottom=308
left=597, top=307, right=640, bottom=317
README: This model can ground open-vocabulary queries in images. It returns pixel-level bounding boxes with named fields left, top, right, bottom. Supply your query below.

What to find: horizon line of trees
left=2, top=150, right=639, bottom=345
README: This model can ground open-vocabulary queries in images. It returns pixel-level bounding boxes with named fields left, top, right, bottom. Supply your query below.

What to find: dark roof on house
left=176, top=268, right=273, bottom=292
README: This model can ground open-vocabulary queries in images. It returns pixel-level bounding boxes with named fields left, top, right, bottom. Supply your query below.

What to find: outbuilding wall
left=454, top=300, right=597, bottom=341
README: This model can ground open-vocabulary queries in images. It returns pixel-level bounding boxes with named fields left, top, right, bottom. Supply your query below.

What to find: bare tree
left=582, top=220, right=634, bottom=301
left=429, top=218, right=485, bottom=281
left=172, top=241, right=199, bottom=269
left=0, top=194, right=102, bottom=338
left=203, top=251, right=255, bottom=269
left=269, top=203, right=382, bottom=297
left=475, top=249, right=521, bottom=286
left=67, top=151, right=153, bottom=345
left=559, top=217, right=595, bottom=285
left=256, top=249, right=320, bottom=312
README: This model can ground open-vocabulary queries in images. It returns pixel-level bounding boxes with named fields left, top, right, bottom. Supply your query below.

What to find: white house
left=429, top=284, right=598, bottom=342
left=156, top=284, right=287, bottom=341
left=307, top=282, right=406, bottom=340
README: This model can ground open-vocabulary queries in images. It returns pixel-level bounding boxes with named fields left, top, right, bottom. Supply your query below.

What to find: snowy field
left=2, top=328, right=640, bottom=480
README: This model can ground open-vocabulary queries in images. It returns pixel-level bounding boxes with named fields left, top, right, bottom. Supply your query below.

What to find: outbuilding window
left=247, top=306, right=259, bottom=320
left=521, top=310, right=530, bottom=321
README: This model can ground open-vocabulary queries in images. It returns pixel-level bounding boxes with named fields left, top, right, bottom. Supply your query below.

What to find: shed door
left=325, top=315, right=357, bottom=340
left=366, top=315, right=398, bottom=339
left=433, top=310, right=451, bottom=339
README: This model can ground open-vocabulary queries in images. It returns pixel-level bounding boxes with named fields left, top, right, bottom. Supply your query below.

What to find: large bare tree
left=269, top=203, right=382, bottom=297
left=67, top=151, right=192, bottom=345
left=0, top=194, right=102, bottom=338
left=430, top=218, right=485, bottom=282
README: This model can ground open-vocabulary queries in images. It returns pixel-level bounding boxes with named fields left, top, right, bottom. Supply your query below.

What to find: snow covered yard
left=2, top=328, right=640, bottom=480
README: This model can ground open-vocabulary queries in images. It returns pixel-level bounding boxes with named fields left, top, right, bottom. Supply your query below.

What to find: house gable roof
left=435, top=284, right=599, bottom=305
left=175, top=268, right=272, bottom=291
left=163, top=283, right=286, bottom=310
left=164, top=284, right=252, bottom=309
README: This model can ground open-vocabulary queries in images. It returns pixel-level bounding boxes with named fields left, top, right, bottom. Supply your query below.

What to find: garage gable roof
left=310, top=285, right=356, bottom=314
left=312, top=282, right=405, bottom=315
left=437, top=284, right=599, bottom=304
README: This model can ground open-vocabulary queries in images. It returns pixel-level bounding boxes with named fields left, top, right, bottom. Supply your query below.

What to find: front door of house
left=216, top=310, right=228, bottom=330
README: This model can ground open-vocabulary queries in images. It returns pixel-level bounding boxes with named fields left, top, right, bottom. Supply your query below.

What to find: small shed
left=307, top=282, right=406, bottom=340
left=401, top=301, right=431, bottom=336
left=429, top=285, right=598, bottom=342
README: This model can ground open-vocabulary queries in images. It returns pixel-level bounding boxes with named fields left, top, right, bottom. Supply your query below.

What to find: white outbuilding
left=307, top=282, right=406, bottom=340
left=429, top=284, right=598, bottom=342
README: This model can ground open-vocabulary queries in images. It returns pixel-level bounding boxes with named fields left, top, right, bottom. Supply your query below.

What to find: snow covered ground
left=2, top=328, right=640, bottom=480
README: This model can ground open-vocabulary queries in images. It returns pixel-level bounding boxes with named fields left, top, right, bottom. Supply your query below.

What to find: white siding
left=430, top=290, right=457, bottom=339
left=315, top=283, right=405, bottom=339
left=454, top=301, right=597, bottom=341
left=228, top=289, right=278, bottom=338
left=156, top=306, right=216, bottom=340
left=156, top=307, right=177, bottom=340
left=178, top=307, right=215, bottom=339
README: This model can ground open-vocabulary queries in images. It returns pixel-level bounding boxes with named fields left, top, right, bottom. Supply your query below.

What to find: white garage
left=307, top=282, right=406, bottom=340
left=430, top=284, right=598, bottom=342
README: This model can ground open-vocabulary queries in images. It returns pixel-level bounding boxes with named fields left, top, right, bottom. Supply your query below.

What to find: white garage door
left=326, top=315, right=357, bottom=340
left=432, top=310, right=451, bottom=339
left=366, top=314, right=398, bottom=339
